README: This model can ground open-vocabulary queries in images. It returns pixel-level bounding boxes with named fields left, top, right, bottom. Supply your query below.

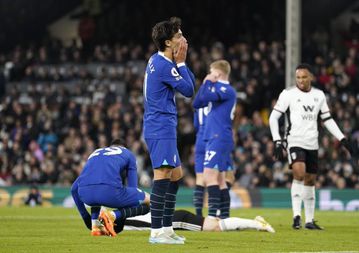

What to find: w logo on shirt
left=303, top=105, right=314, bottom=112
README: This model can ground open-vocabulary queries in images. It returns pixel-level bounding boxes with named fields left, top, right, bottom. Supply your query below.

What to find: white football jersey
left=273, top=86, right=330, bottom=150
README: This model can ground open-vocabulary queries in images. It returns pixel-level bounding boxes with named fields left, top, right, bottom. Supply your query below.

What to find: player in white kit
left=269, top=63, right=353, bottom=230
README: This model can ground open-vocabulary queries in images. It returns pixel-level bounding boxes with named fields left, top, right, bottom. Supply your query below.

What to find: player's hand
left=340, top=138, right=354, bottom=156
left=203, top=72, right=219, bottom=83
left=174, top=37, right=188, bottom=64
left=273, top=140, right=285, bottom=160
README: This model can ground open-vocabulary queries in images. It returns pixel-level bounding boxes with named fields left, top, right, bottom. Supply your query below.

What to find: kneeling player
left=71, top=139, right=150, bottom=237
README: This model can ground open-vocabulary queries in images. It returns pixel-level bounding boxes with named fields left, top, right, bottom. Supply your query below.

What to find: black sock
left=163, top=180, right=179, bottom=227
left=115, top=204, right=150, bottom=222
left=193, top=185, right=205, bottom=216
left=150, top=178, right=170, bottom=229
left=207, top=185, right=220, bottom=217
left=219, top=188, right=230, bottom=219
left=91, top=207, right=101, bottom=220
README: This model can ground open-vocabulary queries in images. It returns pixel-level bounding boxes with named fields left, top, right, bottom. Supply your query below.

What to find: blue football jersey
left=193, top=106, right=209, bottom=142
left=193, top=80, right=236, bottom=142
left=77, top=146, right=138, bottom=188
left=143, top=52, right=195, bottom=139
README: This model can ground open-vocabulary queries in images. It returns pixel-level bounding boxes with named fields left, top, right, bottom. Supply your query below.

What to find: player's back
left=78, top=146, right=133, bottom=187
left=143, top=52, right=178, bottom=139
left=204, top=82, right=236, bottom=142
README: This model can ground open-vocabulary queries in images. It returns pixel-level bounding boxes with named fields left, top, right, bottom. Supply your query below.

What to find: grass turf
left=1, top=207, right=358, bottom=253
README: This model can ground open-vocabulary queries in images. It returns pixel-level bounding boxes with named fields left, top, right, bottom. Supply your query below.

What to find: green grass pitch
left=1, top=207, right=358, bottom=253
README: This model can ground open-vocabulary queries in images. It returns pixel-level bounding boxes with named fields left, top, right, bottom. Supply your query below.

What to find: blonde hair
left=210, top=60, right=231, bottom=76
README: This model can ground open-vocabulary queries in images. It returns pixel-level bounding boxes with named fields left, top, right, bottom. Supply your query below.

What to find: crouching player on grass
left=71, top=139, right=150, bottom=237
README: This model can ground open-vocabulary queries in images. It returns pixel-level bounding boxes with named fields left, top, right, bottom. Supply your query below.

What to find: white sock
left=92, top=219, right=101, bottom=227
left=163, top=226, right=174, bottom=235
left=291, top=179, right=304, bottom=217
left=150, top=228, right=163, bottom=237
left=303, top=185, right=315, bottom=223
left=219, top=217, right=261, bottom=231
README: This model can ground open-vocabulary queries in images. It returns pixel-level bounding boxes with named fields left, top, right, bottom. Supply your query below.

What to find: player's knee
left=304, top=175, right=316, bottom=186
left=170, top=166, right=183, bottom=181
left=195, top=173, right=204, bottom=186
left=204, top=168, right=219, bottom=185
left=153, top=167, right=172, bottom=180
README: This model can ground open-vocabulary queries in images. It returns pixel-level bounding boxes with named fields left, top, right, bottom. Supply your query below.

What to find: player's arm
left=269, top=90, right=289, bottom=160
left=320, top=97, right=345, bottom=141
left=171, top=37, right=195, bottom=97
left=161, top=63, right=194, bottom=97
left=193, top=109, right=199, bottom=133
left=192, top=84, right=209, bottom=108
left=199, top=80, right=234, bottom=103
left=320, top=96, right=353, bottom=154
left=126, top=153, right=138, bottom=188
left=71, top=178, right=91, bottom=230
left=269, top=90, right=288, bottom=141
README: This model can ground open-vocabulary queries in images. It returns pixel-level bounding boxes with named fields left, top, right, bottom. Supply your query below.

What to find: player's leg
left=204, top=167, right=220, bottom=217
left=217, top=216, right=275, bottom=233
left=204, top=139, right=222, bottom=218
left=100, top=189, right=150, bottom=236
left=218, top=171, right=230, bottom=218
left=288, top=147, right=306, bottom=229
left=163, top=165, right=186, bottom=242
left=225, top=169, right=235, bottom=190
left=219, top=148, right=233, bottom=219
left=145, top=138, right=183, bottom=244
left=173, top=210, right=204, bottom=231
left=193, top=140, right=206, bottom=216
left=193, top=173, right=205, bottom=216
left=303, top=150, right=323, bottom=230
left=77, top=185, right=110, bottom=236
left=90, top=206, right=110, bottom=236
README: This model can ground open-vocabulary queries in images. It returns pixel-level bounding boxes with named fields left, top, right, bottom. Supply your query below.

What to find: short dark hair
left=111, top=138, right=124, bottom=146
left=152, top=17, right=182, bottom=51
left=296, top=63, right=314, bottom=74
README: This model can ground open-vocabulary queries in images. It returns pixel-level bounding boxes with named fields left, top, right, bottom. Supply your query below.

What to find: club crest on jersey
left=220, top=86, right=227, bottom=93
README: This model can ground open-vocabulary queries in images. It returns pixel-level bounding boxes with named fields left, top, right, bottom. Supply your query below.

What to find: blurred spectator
left=24, top=185, right=42, bottom=206
left=0, top=34, right=357, bottom=189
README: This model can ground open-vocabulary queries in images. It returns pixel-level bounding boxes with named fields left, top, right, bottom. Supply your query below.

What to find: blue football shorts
left=203, top=138, right=233, bottom=172
left=145, top=138, right=181, bottom=169
left=194, top=136, right=206, bottom=174
left=78, top=184, right=145, bottom=208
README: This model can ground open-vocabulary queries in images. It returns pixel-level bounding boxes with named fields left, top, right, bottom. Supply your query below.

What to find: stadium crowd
left=0, top=33, right=358, bottom=189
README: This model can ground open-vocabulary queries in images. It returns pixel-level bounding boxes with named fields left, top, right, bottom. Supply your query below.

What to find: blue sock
left=114, top=204, right=150, bottom=222
left=91, top=207, right=101, bottom=220
left=207, top=185, right=220, bottom=217
left=150, top=178, right=170, bottom=229
left=219, top=188, right=230, bottom=219
left=163, top=180, right=179, bottom=227
left=193, top=185, right=204, bottom=216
